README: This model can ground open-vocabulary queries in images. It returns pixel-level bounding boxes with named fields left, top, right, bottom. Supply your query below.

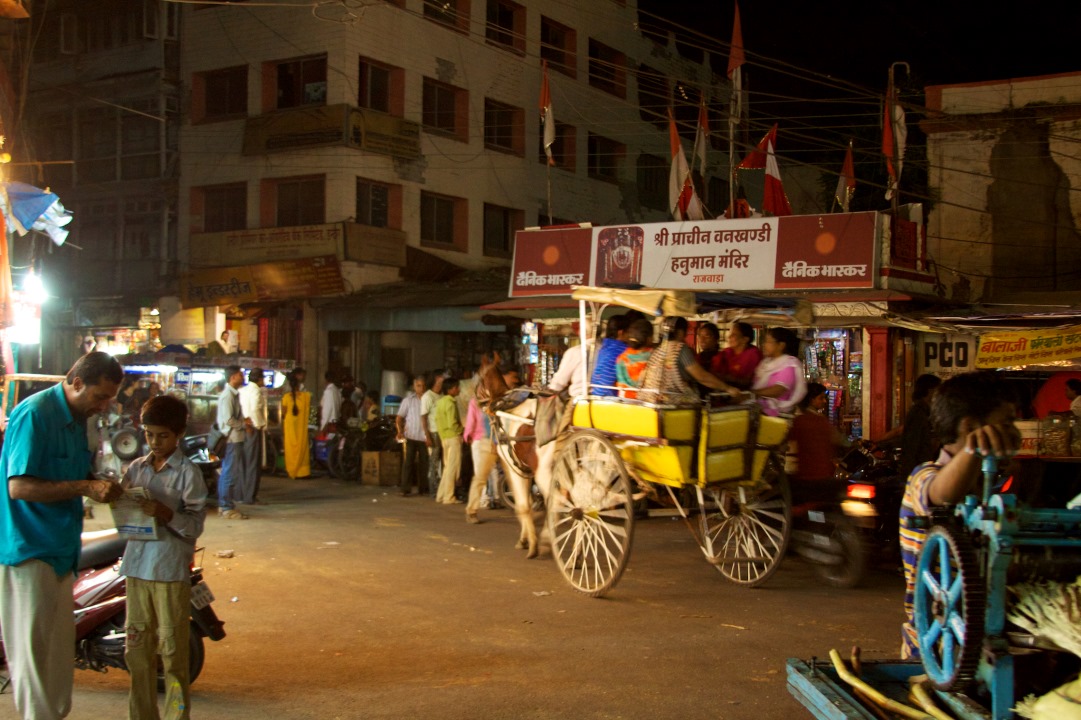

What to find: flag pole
left=546, top=163, right=552, bottom=225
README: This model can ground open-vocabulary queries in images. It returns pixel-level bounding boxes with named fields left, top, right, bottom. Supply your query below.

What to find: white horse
left=477, top=356, right=557, bottom=559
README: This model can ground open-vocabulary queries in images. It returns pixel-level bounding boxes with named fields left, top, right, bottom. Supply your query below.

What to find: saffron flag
left=540, top=60, right=555, bottom=166
left=668, top=109, right=704, bottom=221
left=883, top=91, right=906, bottom=200
left=692, top=94, right=710, bottom=174
left=737, top=123, right=777, bottom=170
left=835, top=141, right=855, bottom=212
left=762, top=131, right=791, bottom=216
left=727, top=2, right=745, bottom=124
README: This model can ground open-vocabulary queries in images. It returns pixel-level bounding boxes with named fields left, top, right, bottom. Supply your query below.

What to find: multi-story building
left=18, top=0, right=181, bottom=368
left=923, top=70, right=1081, bottom=302
left=178, top=0, right=721, bottom=387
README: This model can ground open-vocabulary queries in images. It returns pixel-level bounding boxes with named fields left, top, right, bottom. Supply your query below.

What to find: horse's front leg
left=504, top=465, right=537, bottom=555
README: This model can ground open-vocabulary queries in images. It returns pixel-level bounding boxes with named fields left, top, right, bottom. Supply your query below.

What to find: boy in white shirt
left=119, top=395, right=207, bottom=720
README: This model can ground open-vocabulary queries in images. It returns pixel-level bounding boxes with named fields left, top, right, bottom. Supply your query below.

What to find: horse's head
left=476, top=351, right=510, bottom=408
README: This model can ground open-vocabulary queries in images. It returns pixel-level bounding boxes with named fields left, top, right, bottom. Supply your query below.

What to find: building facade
left=177, top=0, right=723, bottom=387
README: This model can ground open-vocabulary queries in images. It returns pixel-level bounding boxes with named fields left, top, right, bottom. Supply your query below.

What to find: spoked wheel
left=697, top=459, right=791, bottom=587
left=914, top=524, right=984, bottom=690
left=546, top=430, right=635, bottom=597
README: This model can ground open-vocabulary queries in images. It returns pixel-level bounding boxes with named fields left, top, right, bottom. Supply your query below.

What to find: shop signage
left=976, top=324, right=1081, bottom=368
left=179, top=255, right=346, bottom=308
left=917, top=333, right=976, bottom=376
left=510, top=212, right=878, bottom=297
left=510, top=226, right=593, bottom=297
left=190, top=224, right=342, bottom=268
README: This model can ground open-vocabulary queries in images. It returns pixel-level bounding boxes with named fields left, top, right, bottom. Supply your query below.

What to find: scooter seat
left=79, top=530, right=128, bottom=571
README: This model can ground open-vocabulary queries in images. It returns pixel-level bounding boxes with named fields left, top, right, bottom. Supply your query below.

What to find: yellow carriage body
left=571, top=398, right=788, bottom=488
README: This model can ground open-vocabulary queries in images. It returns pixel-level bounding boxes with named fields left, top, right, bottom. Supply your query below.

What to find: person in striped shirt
left=898, top=372, right=1020, bottom=659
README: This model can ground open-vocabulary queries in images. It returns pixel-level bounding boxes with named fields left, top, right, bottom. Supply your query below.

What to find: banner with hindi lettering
left=510, top=226, right=593, bottom=297
left=773, top=213, right=878, bottom=289
left=595, top=219, right=778, bottom=290
left=975, top=325, right=1081, bottom=368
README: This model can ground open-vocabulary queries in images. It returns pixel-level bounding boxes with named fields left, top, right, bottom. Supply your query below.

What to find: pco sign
left=918, top=333, right=974, bottom=375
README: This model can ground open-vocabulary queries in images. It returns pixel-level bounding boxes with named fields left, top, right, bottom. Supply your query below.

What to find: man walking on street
left=0, top=352, right=125, bottom=720
left=434, top=378, right=463, bottom=504
left=217, top=366, right=249, bottom=519
left=396, top=376, right=430, bottom=496
left=239, top=367, right=268, bottom=505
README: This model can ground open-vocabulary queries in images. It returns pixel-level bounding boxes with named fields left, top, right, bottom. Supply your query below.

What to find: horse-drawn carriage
left=486, top=287, right=812, bottom=597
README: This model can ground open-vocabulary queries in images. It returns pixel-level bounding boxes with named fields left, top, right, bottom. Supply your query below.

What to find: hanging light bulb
left=24, top=269, right=48, bottom=304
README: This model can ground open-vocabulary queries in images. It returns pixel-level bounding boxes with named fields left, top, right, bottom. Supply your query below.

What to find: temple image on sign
left=596, top=226, right=643, bottom=285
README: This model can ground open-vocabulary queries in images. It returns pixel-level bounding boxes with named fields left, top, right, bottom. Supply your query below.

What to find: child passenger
left=898, top=371, right=1020, bottom=659
left=120, top=395, right=207, bottom=720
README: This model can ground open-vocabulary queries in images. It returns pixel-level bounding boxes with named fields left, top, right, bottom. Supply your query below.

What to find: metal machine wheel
left=914, top=524, right=984, bottom=690
left=546, top=430, right=635, bottom=597
left=697, top=459, right=791, bottom=587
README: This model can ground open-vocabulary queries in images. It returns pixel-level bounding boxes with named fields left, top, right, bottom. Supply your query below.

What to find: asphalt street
left=2, top=474, right=906, bottom=720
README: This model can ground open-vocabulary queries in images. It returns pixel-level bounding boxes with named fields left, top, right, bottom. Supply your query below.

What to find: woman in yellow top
left=281, top=367, right=311, bottom=479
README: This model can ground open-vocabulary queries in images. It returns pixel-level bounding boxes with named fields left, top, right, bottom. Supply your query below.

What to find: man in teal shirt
left=0, top=352, right=125, bottom=720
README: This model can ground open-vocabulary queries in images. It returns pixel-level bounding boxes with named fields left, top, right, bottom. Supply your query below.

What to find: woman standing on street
left=282, top=367, right=312, bottom=478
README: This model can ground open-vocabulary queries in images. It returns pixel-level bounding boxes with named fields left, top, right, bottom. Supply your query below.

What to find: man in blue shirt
left=0, top=352, right=125, bottom=720
left=216, top=365, right=249, bottom=520
left=590, top=313, right=632, bottom=397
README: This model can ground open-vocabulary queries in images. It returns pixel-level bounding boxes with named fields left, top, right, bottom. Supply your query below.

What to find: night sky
left=638, top=1, right=1081, bottom=89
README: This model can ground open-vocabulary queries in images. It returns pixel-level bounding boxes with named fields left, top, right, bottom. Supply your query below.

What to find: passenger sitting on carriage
left=721, top=327, right=805, bottom=416
left=615, top=319, right=654, bottom=399
left=637, top=317, right=729, bottom=405
left=589, top=313, right=633, bottom=397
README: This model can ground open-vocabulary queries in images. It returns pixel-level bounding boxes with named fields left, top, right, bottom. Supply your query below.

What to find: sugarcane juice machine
left=913, top=455, right=1081, bottom=719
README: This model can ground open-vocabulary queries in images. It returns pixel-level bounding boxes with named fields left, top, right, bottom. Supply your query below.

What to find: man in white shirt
left=548, top=341, right=591, bottom=398
left=422, top=373, right=445, bottom=498
left=239, top=368, right=268, bottom=505
left=319, top=370, right=342, bottom=433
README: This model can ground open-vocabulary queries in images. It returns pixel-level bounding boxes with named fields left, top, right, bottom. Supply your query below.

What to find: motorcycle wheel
left=813, top=519, right=867, bottom=589
left=112, top=428, right=143, bottom=461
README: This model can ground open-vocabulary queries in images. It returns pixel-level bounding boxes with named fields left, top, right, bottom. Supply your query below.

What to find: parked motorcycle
left=0, top=530, right=227, bottom=692
left=789, top=441, right=904, bottom=588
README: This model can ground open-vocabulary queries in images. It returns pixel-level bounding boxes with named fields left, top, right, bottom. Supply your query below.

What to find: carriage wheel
left=546, top=430, right=635, bottom=598
left=698, top=457, right=791, bottom=587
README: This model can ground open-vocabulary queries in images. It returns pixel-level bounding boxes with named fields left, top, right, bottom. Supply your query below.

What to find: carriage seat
left=571, top=396, right=698, bottom=443
left=697, top=404, right=789, bottom=487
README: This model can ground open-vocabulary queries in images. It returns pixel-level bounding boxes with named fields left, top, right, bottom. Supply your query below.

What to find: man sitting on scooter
left=898, top=372, right=1020, bottom=659
left=789, top=383, right=849, bottom=505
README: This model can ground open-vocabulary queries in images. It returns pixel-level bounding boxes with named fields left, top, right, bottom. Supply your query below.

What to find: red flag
left=692, top=94, right=710, bottom=173
left=738, top=123, right=777, bottom=170
left=668, top=109, right=703, bottom=221
left=762, top=132, right=791, bottom=216
left=540, top=61, right=555, bottom=166
left=882, top=89, right=906, bottom=200
left=727, top=2, right=745, bottom=123
left=834, top=140, right=855, bottom=212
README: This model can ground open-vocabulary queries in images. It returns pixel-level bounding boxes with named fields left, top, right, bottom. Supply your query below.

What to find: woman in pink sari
left=745, top=327, right=806, bottom=416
